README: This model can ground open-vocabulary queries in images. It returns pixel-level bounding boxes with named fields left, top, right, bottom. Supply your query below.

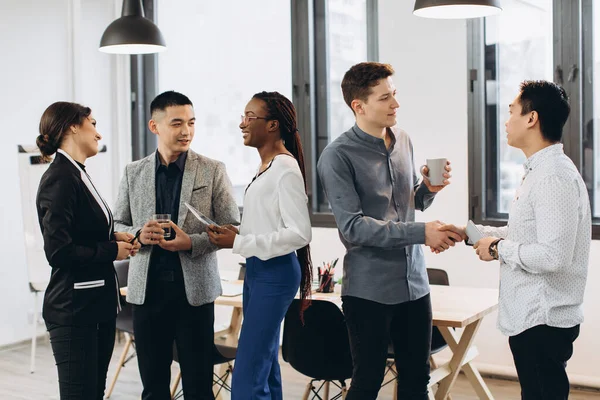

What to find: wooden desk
left=120, top=283, right=499, bottom=400
left=211, top=283, right=498, bottom=400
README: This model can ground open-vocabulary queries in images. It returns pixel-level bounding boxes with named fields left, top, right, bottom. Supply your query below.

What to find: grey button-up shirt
left=317, top=124, right=436, bottom=304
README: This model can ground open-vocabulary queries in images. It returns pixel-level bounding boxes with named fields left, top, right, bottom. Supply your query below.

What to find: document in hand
left=465, top=220, right=484, bottom=245
left=184, top=202, right=217, bottom=230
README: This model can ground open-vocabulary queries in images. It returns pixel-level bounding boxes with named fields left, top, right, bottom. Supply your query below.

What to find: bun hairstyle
left=37, top=101, right=91, bottom=161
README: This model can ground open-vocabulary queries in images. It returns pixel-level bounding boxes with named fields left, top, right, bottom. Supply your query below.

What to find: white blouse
left=233, top=155, right=312, bottom=261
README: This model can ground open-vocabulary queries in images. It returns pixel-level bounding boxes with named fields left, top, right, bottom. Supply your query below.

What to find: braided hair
left=252, top=91, right=313, bottom=317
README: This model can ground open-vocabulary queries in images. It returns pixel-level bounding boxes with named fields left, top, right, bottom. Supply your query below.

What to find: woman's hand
left=116, top=241, right=134, bottom=260
left=221, top=224, right=240, bottom=234
left=207, top=225, right=237, bottom=248
left=114, top=231, right=135, bottom=243
left=114, top=231, right=140, bottom=257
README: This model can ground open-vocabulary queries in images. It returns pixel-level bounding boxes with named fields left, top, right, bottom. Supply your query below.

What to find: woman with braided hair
left=208, top=91, right=312, bottom=399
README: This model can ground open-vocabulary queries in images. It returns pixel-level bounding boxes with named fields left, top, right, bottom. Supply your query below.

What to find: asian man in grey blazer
left=113, top=91, right=240, bottom=400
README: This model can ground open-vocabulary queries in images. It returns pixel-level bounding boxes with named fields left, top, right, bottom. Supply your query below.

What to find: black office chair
left=282, top=299, right=353, bottom=400
left=106, top=259, right=136, bottom=398
left=382, top=268, right=451, bottom=397
left=171, top=343, right=237, bottom=399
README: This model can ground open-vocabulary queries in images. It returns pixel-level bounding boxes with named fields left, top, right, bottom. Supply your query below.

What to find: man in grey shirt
left=317, top=62, right=463, bottom=400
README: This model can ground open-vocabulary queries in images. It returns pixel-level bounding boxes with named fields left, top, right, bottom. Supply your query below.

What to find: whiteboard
left=17, top=145, right=110, bottom=292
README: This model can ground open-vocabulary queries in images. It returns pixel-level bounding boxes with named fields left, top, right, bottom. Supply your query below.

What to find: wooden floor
left=1, top=338, right=599, bottom=399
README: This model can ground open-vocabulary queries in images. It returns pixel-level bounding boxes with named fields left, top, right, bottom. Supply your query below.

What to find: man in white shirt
left=454, top=80, right=591, bottom=399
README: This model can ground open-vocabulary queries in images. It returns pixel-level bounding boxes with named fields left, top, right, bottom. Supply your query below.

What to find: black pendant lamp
left=99, top=0, right=166, bottom=54
left=413, top=0, right=502, bottom=19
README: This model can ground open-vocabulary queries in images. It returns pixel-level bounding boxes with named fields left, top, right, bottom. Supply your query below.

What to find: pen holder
left=317, top=272, right=335, bottom=293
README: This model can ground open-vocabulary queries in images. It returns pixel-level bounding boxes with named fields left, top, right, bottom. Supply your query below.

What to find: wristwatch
left=489, top=238, right=504, bottom=260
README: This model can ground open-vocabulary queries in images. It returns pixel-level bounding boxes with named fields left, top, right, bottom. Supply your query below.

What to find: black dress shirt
left=149, top=151, right=187, bottom=282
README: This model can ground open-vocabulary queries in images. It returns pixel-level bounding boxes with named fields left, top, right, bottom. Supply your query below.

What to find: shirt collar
left=523, top=143, right=563, bottom=174
left=155, top=150, right=188, bottom=173
left=351, top=123, right=396, bottom=151
left=56, top=149, right=86, bottom=171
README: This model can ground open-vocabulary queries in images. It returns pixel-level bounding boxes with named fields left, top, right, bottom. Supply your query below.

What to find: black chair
left=427, top=268, right=451, bottom=357
left=238, top=262, right=246, bottom=280
left=282, top=299, right=353, bottom=400
left=382, top=268, right=451, bottom=397
left=171, top=343, right=237, bottom=399
left=106, top=259, right=136, bottom=398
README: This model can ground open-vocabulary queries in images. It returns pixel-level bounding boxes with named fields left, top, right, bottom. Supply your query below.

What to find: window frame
left=467, top=0, right=600, bottom=238
left=131, top=0, right=379, bottom=227
left=293, top=0, right=379, bottom=228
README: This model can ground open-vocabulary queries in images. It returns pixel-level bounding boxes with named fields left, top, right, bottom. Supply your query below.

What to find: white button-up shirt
left=233, top=155, right=312, bottom=260
left=478, top=144, right=591, bottom=336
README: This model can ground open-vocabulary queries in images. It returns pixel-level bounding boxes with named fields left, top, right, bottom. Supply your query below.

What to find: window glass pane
left=156, top=1, right=292, bottom=206
left=484, top=0, right=553, bottom=214
left=327, top=0, right=368, bottom=142
left=583, top=1, right=600, bottom=218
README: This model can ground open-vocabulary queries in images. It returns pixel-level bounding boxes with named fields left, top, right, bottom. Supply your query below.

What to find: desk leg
left=224, top=307, right=243, bottom=346
left=435, top=320, right=492, bottom=400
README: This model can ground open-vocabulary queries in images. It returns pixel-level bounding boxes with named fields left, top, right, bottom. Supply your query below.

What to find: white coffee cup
left=426, top=158, right=447, bottom=186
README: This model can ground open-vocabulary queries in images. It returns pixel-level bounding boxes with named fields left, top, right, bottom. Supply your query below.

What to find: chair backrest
left=427, top=268, right=449, bottom=286
left=114, top=259, right=133, bottom=333
left=237, top=262, right=246, bottom=280
left=282, top=299, right=353, bottom=381
left=114, top=259, right=130, bottom=288
left=427, top=268, right=450, bottom=353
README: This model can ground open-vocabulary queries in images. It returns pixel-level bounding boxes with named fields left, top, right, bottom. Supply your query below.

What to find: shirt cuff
left=232, top=234, right=242, bottom=255
left=497, top=239, right=517, bottom=266
left=409, top=222, right=427, bottom=245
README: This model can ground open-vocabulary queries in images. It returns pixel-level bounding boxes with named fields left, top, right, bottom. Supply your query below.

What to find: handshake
left=424, top=221, right=467, bottom=254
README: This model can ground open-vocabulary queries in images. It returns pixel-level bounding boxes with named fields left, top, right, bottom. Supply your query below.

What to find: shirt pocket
left=73, top=279, right=105, bottom=290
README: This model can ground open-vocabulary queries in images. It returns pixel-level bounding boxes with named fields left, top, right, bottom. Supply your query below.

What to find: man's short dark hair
left=519, top=80, right=570, bottom=142
left=150, top=91, right=193, bottom=117
left=341, top=62, right=395, bottom=112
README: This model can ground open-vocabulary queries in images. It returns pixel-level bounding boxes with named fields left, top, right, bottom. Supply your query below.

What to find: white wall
left=0, top=0, right=129, bottom=347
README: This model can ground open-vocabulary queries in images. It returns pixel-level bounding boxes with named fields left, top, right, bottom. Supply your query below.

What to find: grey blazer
left=113, top=150, right=240, bottom=306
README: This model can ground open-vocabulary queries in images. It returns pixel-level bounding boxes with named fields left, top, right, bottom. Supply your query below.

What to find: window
left=468, top=0, right=600, bottom=237
left=295, top=0, right=378, bottom=226
left=131, top=0, right=378, bottom=224
left=156, top=0, right=292, bottom=206
left=583, top=0, right=600, bottom=218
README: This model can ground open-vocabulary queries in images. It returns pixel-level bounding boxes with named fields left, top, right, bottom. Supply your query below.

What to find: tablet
left=184, top=202, right=217, bottom=228
left=465, top=220, right=484, bottom=245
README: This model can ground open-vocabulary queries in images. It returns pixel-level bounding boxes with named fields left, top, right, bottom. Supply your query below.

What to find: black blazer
left=36, top=151, right=119, bottom=325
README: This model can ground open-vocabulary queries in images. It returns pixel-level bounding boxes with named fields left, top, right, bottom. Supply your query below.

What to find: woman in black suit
left=35, top=102, right=140, bottom=400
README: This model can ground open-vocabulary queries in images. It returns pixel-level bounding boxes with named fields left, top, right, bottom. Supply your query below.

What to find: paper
left=184, top=202, right=217, bottom=229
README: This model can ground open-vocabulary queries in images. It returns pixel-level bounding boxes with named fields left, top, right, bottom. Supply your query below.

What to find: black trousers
left=133, top=279, right=215, bottom=400
left=342, top=294, right=432, bottom=400
left=509, top=324, right=580, bottom=400
left=46, top=319, right=116, bottom=400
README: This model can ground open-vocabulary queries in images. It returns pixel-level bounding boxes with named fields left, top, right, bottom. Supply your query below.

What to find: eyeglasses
left=240, top=115, right=269, bottom=125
